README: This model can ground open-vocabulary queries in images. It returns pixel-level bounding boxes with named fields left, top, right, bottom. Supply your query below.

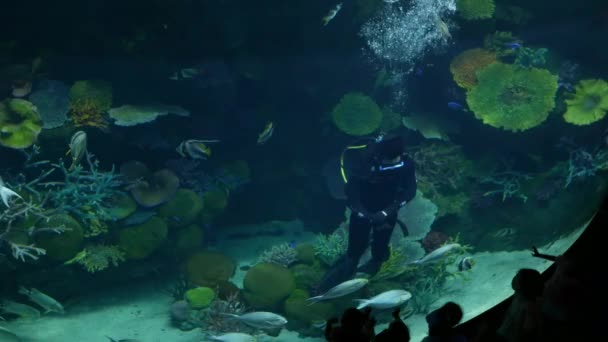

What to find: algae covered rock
left=34, top=214, right=84, bottom=261
left=284, top=289, right=336, bottom=324
left=290, top=264, right=324, bottom=290
left=185, top=251, right=235, bottom=287
left=184, top=287, right=215, bottom=309
left=117, top=216, right=168, bottom=259
left=159, top=189, right=203, bottom=227
left=243, top=262, right=295, bottom=310
left=175, top=224, right=204, bottom=256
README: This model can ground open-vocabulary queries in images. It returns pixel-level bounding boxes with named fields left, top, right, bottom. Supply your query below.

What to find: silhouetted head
left=512, top=268, right=543, bottom=300
left=426, top=301, right=464, bottom=335
left=369, top=134, right=406, bottom=165
left=340, top=307, right=366, bottom=330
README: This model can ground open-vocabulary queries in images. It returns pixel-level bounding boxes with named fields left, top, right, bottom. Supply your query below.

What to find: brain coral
left=118, top=216, right=168, bottom=259
left=34, top=214, right=84, bottom=261
left=331, top=92, right=383, bottom=136
left=186, top=251, right=236, bottom=287
left=450, top=48, right=497, bottom=89
left=466, top=63, right=558, bottom=132
left=243, top=262, right=295, bottom=309
left=456, top=0, right=495, bottom=20
left=563, top=79, right=608, bottom=125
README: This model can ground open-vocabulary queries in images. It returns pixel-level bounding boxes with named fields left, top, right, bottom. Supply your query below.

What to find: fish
left=447, top=101, right=467, bottom=111
left=0, top=299, right=41, bottom=319
left=122, top=210, right=156, bottom=226
left=207, top=332, right=257, bottom=342
left=176, top=139, right=220, bottom=160
left=0, top=176, right=22, bottom=207
left=106, top=337, right=141, bottom=342
left=256, top=121, right=274, bottom=145
left=384, top=0, right=400, bottom=3
left=408, top=243, right=462, bottom=266
left=168, top=68, right=200, bottom=80
left=18, top=287, right=64, bottom=314
left=354, top=289, right=412, bottom=310
left=0, top=326, right=20, bottom=342
left=66, top=130, right=87, bottom=170
left=490, top=227, right=517, bottom=239
left=438, top=18, right=451, bottom=40
left=222, top=311, right=287, bottom=330
left=306, top=278, right=369, bottom=304
left=457, top=256, right=475, bottom=271
left=322, top=3, right=342, bottom=26
left=505, top=42, right=522, bottom=49
left=288, top=240, right=297, bottom=248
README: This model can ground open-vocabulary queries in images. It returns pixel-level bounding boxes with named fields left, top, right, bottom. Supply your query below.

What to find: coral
left=28, top=80, right=70, bottom=129
left=562, top=143, right=608, bottom=187
left=313, top=226, right=348, bottom=267
left=216, top=160, right=250, bottom=191
left=450, top=49, right=497, bottom=89
left=130, top=169, right=180, bottom=207
left=198, top=189, right=229, bottom=223
left=456, top=0, right=495, bottom=20
left=483, top=31, right=521, bottom=58
left=0, top=99, right=43, bottom=149
left=284, top=289, right=336, bottom=324
left=68, top=80, right=112, bottom=129
left=202, top=291, right=253, bottom=334
left=372, top=246, right=413, bottom=282
left=48, top=153, right=124, bottom=236
left=331, top=93, right=383, bottom=136
left=105, top=191, right=137, bottom=221
left=159, top=189, right=203, bottom=227
left=290, top=264, right=325, bottom=290
left=175, top=224, right=204, bottom=256
left=117, top=216, right=168, bottom=259
left=481, top=170, right=531, bottom=202
left=398, top=191, right=438, bottom=240
left=108, top=104, right=190, bottom=127
left=421, top=231, right=449, bottom=253
left=34, top=214, right=84, bottom=261
left=515, top=47, right=548, bottom=69
left=466, top=62, right=559, bottom=132
left=379, top=106, right=403, bottom=133
left=294, top=243, right=316, bottom=265
left=186, top=251, right=236, bottom=287
left=563, top=79, right=608, bottom=126
left=65, top=244, right=125, bottom=272
left=242, top=262, right=296, bottom=310
left=258, top=243, right=297, bottom=267
left=184, top=287, right=215, bottom=309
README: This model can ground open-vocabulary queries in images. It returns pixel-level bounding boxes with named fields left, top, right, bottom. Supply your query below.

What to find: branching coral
left=515, top=47, right=548, bottom=69
left=450, top=49, right=497, bottom=89
left=68, top=80, right=112, bottom=129
left=563, top=79, right=608, bottom=126
left=562, top=144, right=608, bottom=187
left=331, top=93, right=383, bottom=136
left=313, top=226, right=348, bottom=266
left=65, top=244, right=125, bottom=272
left=466, top=62, right=559, bottom=132
left=481, top=171, right=532, bottom=203
left=258, top=243, right=297, bottom=267
left=456, top=0, right=495, bottom=20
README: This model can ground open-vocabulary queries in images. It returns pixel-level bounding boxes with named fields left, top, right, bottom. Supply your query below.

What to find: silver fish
left=0, top=299, right=41, bottom=319
left=68, top=130, right=87, bottom=170
left=176, top=139, right=220, bottom=160
left=408, top=243, right=462, bottom=265
left=355, top=289, right=412, bottom=310
left=322, top=3, right=342, bottom=26
left=307, top=278, right=369, bottom=304
left=256, top=122, right=274, bottom=145
left=223, top=311, right=287, bottom=329
left=0, top=176, right=22, bottom=207
left=207, top=332, right=257, bottom=342
left=18, top=287, right=64, bottom=314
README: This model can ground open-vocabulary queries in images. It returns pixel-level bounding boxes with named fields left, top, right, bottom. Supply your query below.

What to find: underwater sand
left=1, top=220, right=584, bottom=342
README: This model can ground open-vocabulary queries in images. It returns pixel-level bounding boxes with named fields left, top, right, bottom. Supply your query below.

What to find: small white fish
left=0, top=176, right=22, bottom=207
left=256, top=122, right=274, bottom=145
left=408, top=243, right=462, bottom=266
left=457, top=256, right=475, bottom=271
left=307, top=278, right=369, bottom=304
left=222, top=311, right=287, bottom=330
left=18, top=287, right=64, bottom=314
left=176, top=139, right=220, bottom=160
left=491, top=227, right=517, bottom=239
left=67, top=130, right=87, bottom=170
left=355, top=289, right=412, bottom=310
left=383, top=0, right=400, bottom=3
left=169, top=68, right=200, bottom=80
left=322, top=3, right=342, bottom=26
left=207, top=332, right=257, bottom=342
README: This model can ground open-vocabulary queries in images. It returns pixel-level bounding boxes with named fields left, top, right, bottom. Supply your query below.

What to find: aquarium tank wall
left=0, top=0, right=606, bottom=341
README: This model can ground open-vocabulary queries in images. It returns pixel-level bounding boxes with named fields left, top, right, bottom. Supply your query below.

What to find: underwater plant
left=456, top=0, right=495, bottom=20
left=313, top=226, right=348, bottom=266
left=562, top=145, right=608, bottom=187
left=563, top=79, right=608, bottom=126
left=481, top=170, right=532, bottom=203
left=330, top=92, right=383, bottom=136
left=65, top=244, right=125, bottom=273
left=0, top=98, right=43, bottom=149
left=466, top=62, right=559, bottom=132
left=258, top=243, right=297, bottom=267
left=68, top=80, right=112, bottom=129
left=514, top=47, right=548, bottom=69
left=450, top=48, right=497, bottom=89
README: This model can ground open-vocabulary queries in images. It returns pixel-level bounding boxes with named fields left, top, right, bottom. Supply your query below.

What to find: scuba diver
left=318, top=133, right=417, bottom=292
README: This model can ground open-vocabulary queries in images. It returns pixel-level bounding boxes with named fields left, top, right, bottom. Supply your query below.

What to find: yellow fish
left=176, top=139, right=219, bottom=159
left=322, top=3, right=342, bottom=26
left=257, top=121, right=274, bottom=145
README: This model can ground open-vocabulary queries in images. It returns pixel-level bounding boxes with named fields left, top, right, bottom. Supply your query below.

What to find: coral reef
left=483, top=31, right=521, bottom=58
left=284, top=289, right=336, bottom=324
left=108, top=104, right=190, bottom=127
left=129, top=169, right=180, bottom=207
left=202, top=291, right=253, bottom=334
left=481, top=170, right=532, bottom=203
left=450, top=49, right=497, bottom=89
left=466, top=62, right=559, bottom=132
left=514, top=47, right=548, bottom=69
left=185, top=251, right=236, bottom=287
left=65, top=244, right=125, bottom=273
left=34, top=213, right=84, bottom=261
left=313, top=226, right=348, bottom=266
left=68, top=80, right=112, bottom=129
left=184, top=287, right=215, bottom=309
left=563, top=79, right=608, bottom=126
left=0, top=99, right=43, bottom=149
left=28, top=80, right=70, bottom=129
left=242, top=262, right=295, bottom=310
left=258, top=243, right=297, bottom=267
left=561, top=142, right=608, bottom=187
left=159, top=189, right=203, bottom=227
left=456, top=0, right=495, bottom=20
left=117, top=216, right=168, bottom=259
left=330, top=92, right=383, bottom=136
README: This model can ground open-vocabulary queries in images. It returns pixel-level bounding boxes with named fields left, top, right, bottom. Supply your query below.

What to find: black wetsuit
left=345, top=153, right=417, bottom=265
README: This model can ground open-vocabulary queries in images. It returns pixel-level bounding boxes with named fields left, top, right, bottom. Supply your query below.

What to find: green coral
left=243, top=262, right=296, bottom=310
left=331, top=92, right=383, bottom=136
left=198, top=189, right=229, bottom=223
left=105, top=191, right=137, bottom=220
left=290, top=264, right=325, bottom=290
left=34, top=214, right=84, bottom=261
left=483, top=31, right=521, bottom=58
left=284, top=289, right=336, bottom=324
left=313, top=227, right=348, bottom=267
left=0, top=99, right=43, bottom=149
left=515, top=47, right=548, bottom=69
left=466, top=63, right=558, bottom=132
left=159, top=189, right=203, bottom=227
left=117, top=216, right=168, bottom=259
left=456, top=0, right=495, bottom=20
left=175, top=224, right=204, bottom=256
left=563, top=79, right=608, bottom=125
left=65, top=244, right=125, bottom=273
left=68, top=80, right=113, bottom=112
left=372, top=246, right=413, bottom=282
left=184, top=287, right=215, bottom=309
left=185, top=251, right=235, bottom=287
